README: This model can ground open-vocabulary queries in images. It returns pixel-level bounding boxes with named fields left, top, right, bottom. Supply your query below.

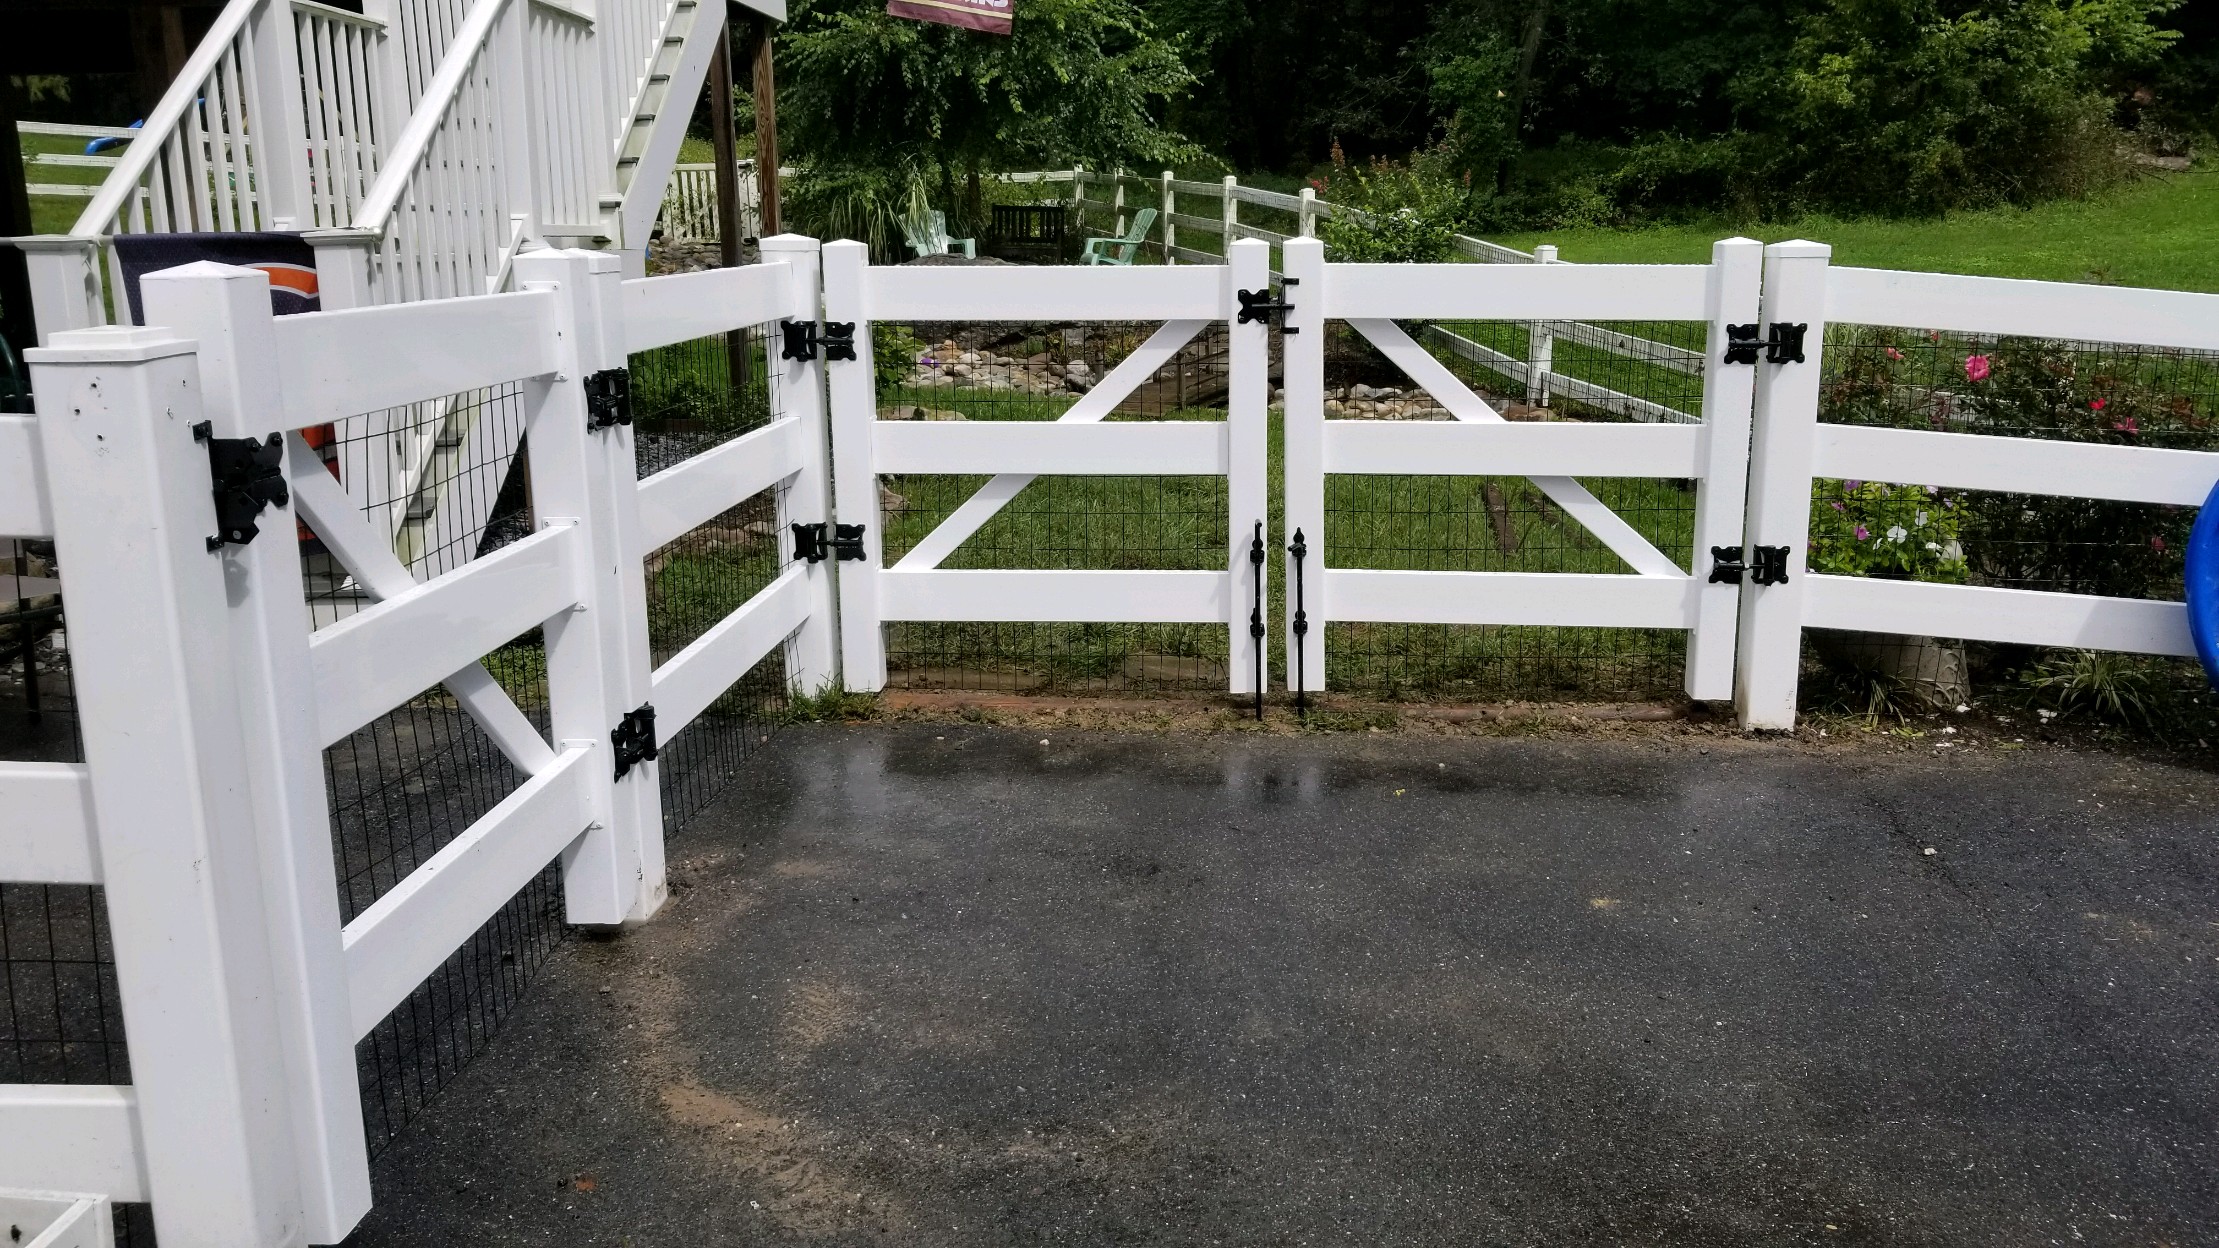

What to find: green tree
left=1733, top=0, right=2181, bottom=214
left=779, top=0, right=1198, bottom=248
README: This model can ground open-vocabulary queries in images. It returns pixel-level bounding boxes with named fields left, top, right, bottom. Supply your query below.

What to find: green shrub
left=1314, top=156, right=1465, bottom=263
left=1809, top=480, right=1972, bottom=581
left=873, top=324, right=921, bottom=391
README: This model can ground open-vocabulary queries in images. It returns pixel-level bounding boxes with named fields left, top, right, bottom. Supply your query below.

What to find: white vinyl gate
left=1276, top=236, right=1764, bottom=701
left=821, top=238, right=1275, bottom=696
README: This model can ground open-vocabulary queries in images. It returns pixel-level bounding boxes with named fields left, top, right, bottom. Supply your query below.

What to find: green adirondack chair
left=902, top=210, right=976, bottom=259
left=1081, top=208, right=1157, bottom=265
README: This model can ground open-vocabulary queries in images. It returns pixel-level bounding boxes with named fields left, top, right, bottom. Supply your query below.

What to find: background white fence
left=3, top=236, right=2218, bottom=1243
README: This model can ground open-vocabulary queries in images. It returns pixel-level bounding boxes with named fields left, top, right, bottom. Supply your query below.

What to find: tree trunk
left=749, top=15, right=781, bottom=237
left=1498, top=0, right=1551, bottom=195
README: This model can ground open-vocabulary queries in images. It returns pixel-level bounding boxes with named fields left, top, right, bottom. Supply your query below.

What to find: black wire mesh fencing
left=308, top=384, right=572, bottom=1155
left=1320, top=317, right=1708, bottom=701
left=875, top=320, right=1234, bottom=694
left=631, top=324, right=793, bottom=833
left=1805, top=328, right=2219, bottom=723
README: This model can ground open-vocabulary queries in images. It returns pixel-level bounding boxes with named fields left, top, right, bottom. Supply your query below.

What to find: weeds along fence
left=0, top=241, right=835, bottom=1246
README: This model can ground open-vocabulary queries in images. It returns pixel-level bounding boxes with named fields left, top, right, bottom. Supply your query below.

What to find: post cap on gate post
left=24, top=324, right=196, bottom=364
left=1765, top=239, right=1833, bottom=261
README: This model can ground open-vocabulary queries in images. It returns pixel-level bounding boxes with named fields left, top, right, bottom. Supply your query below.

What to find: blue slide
left=2185, top=477, right=2219, bottom=689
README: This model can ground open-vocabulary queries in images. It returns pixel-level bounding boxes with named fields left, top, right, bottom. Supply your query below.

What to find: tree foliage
left=778, top=0, right=1196, bottom=241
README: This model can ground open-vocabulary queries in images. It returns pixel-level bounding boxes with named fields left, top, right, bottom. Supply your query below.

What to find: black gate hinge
left=1750, top=545, right=1792, bottom=586
left=194, top=421, right=289, bottom=550
left=584, top=368, right=631, bottom=430
left=1708, top=545, right=1746, bottom=584
left=1236, top=279, right=1300, bottom=334
left=1765, top=323, right=1808, bottom=365
left=792, top=521, right=866, bottom=564
left=611, top=704, right=658, bottom=781
left=1722, top=324, right=1761, bottom=365
left=781, top=320, right=858, bottom=362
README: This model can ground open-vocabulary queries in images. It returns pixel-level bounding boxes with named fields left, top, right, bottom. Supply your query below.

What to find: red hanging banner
left=886, top=0, right=1012, bottom=35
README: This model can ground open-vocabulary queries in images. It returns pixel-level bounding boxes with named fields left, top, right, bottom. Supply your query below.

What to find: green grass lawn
left=1492, top=162, right=2219, bottom=293
left=20, top=131, right=117, bottom=233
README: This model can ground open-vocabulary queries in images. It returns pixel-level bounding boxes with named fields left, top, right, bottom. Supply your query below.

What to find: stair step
left=633, top=113, right=656, bottom=125
left=618, top=156, right=640, bottom=166
left=649, top=73, right=670, bottom=83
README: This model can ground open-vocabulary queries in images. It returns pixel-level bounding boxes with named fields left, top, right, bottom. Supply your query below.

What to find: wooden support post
left=750, top=15, right=781, bottom=237
left=708, top=21, right=751, bottom=392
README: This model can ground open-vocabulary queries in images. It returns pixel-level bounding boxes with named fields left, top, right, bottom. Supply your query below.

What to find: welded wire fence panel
left=1322, top=319, right=1706, bottom=701
left=306, top=383, right=570, bottom=1155
left=877, top=320, right=1233, bottom=693
left=1805, top=328, right=2219, bottom=723
left=0, top=544, right=155, bottom=1243
left=632, top=325, right=792, bottom=831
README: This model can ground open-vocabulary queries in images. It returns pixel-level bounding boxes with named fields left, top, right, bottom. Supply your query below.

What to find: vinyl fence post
left=1735, top=240, right=1833, bottom=729
left=138, top=265, right=374, bottom=1243
left=26, top=325, right=310, bottom=1247
left=1112, top=168, right=1127, bottom=239
left=760, top=233, right=840, bottom=694
left=1526, top=244, right=1558, bottom=406
left=821, top=239, right=887, bottom=691
left=1281, top=236, right=1327, bottom=694
left=1683, top=237, right=1764, bottom=703
left=16, top=237, right=107, bottom=343
left=1228, top=239, right=1271, bottom=697
left=1161, top=171, right=1176, bottom=264
left=1298, top=188, right=1317, bottom=239
left=1069, top=165, right=1085, bottom=237
left=1222, top=175, right=1239, bottom=261
left=513, top=247, right=668, bottom=926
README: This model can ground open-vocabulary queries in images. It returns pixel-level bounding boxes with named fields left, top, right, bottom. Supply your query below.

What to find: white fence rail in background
left=1050, top=168, right=1701, bottom=424
left=658, top=161, right=766, bottom=242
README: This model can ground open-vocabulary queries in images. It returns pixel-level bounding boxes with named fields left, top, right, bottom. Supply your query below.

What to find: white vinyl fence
left=0, top=241, right=833, bottom=1246
left=2, top=234, right=2218, bottom=1243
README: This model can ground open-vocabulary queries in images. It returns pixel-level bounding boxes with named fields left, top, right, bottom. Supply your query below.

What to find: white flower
left=1885, top=525, right=1908, bottom=543
left=1914, top=510, right=1929, bottom=527
left=1925, top=541, right=1941, bottom=552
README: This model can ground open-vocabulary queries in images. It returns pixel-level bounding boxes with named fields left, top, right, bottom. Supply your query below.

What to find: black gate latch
left=1708, top=546, right=1746, bottom=583
left=1236, top=279, right=1300, bottom=334
left=611, top=704, right=658, bottom=781
left=1765, top=323, right=1808, bottom=365
left=584, top=368, right=631, bottom=430
left=1750, top=544, right=1792, bottom=586
left=792, top=522, right=866, bottom=564
left=195, top=421, right=289, bottom=550
left=1722, top=324, right=1761, bottom=365
left=780, top=321, right=858, bottom=362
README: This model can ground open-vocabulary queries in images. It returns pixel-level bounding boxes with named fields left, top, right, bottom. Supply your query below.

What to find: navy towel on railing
left=112, top=231, right=321, bottom=323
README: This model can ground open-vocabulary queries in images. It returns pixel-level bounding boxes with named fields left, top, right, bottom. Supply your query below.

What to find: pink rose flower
left=1854, top=525, right=1870, bottom=541
left=2113, top=417, right=2140, bottom=435
left=1885, top=347, right=1904, bottom=361
left=2152, top=535, right=2167, bottom=553
left=2089, top=398, right=2106, bottom=411
left=1963, top=354, right=1991, bottom=382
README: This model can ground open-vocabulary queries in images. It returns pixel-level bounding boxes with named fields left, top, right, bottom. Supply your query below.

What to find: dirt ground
left=342, top=721, right=2219, bottom=1247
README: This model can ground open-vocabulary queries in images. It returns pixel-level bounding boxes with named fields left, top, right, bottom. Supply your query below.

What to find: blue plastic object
left=84, top=119, right=144, bottom=156
left=2184, top=476, right=2219, bottom=689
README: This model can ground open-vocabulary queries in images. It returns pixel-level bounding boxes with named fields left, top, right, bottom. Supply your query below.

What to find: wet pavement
left=343, top=725, right=2219, bottom=1247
